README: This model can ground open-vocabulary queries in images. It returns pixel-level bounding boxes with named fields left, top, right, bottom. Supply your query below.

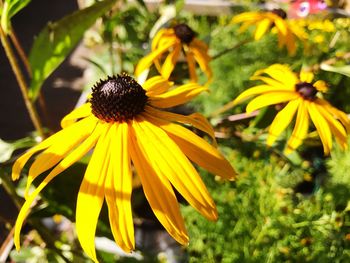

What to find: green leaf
left=0, top=0, right=31, bottom=33
left=28, top=0, right=117, bottom=101
left=0, top=137, right=35, bottom=163
left=320, top=63, right=350, bottom=77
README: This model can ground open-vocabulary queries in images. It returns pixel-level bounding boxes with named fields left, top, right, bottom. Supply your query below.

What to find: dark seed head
left=271, top=8, right=287, bottom=19
left=173, top=23, right=196, bottom=44
left=90, top=74, right=148, bottom=122
left=295, top=82, right=318, bottom=100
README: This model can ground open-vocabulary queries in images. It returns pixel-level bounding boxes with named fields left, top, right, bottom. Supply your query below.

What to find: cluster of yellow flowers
left=12, top=8, right=349, bottom=263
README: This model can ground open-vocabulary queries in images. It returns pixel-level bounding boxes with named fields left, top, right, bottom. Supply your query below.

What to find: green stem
left=212, top=38, right=253, bottom=60
left=0, top=25, right=44, bottom=139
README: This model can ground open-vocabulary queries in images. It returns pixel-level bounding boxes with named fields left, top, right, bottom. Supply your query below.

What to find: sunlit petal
left=267, top=99, right=300, bottom=146
left=76, top=124, right=111, bottom=262
left=105, top=123, right=134, bottom=252
left=129, top=122, right=189, bottom=245
left=134, top=118, right=217, bottom=220
left=143, top=76, right=172, bottom=96
left=300, top=71, right=314, bottom=83
left=285, top=100, right=309, bottom=154
left=254, top=18, right=272, bottom=40
left=61, top=103, right=92, bottom=128
left=246, top=91, right=298, bottom=113
left=149, top=83, right=207, bottom=108
left=308, top=101, right=332, bottom=155
left=161, top=45, right=181, bottom=79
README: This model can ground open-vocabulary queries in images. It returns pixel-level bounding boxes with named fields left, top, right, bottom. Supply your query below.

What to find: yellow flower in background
left=233, top=64, right=350, bottom=155
left=134, top=23, right=212, bottom=83
left=231, top=9, right=307, bottom=55
left=12, top=74, right=236, bottom=262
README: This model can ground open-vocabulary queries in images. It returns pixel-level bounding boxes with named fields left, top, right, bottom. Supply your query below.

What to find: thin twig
left=0, top=25, right=44, bottom=138
left=212, top=38, right=253, bottom=60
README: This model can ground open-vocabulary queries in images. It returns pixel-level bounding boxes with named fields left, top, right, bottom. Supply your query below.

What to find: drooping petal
left=267, top=99, right=300, bottom=146
left=254, top=18, right=272, bottom=40
left=315, top=102, right=348, bottom=150
left=285, top=100, right=309, bottom=154
left=105, top=123, right=134, bottom=252
left=128, top=122, right=189, bottom=245
left=60, top=103, right=92, bottom=128
left=300, top=71, right=314, bottom=83
left=144, top=106, right=217, bottom=145
left=133, top=118, right=217, bottom=221
left=76, top=123, right=111, bottom=262
left=12, top=117, right=95, bottom=181
left=191, top=46, right=213, bottom=82
left=134, top=39, right=177, bottom=77
left=246, top=91, right=298, bottom=113
left=308, top=101, right=332, bottom=155
left=151, top=28, right=172, bottom=50
left=317, top=99, right=350, bottom=132
left=149, top=83, right=207, bottom=108
left=25, top=117, right=98, bottom=198
left=231, top=12, right=262, bottom=24
left=273, top=17, right=288, bottom=37
left=284, top=29, right=297, bottom=56
left=161, top=45, right=181, bottom=79
left=14, top=122, right=103, bottom=251
left=185, top=51, right=198, bottom=82
left=143, top=76, right=172, bottom=96
left=144, top=112, right=236, bottom=180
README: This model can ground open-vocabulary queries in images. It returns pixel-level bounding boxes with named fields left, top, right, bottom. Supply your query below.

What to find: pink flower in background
left=289, top=0, right=328, bottom=18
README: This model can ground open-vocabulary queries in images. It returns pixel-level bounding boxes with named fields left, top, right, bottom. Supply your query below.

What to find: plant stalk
left=0, top=25, right=44, bottom=138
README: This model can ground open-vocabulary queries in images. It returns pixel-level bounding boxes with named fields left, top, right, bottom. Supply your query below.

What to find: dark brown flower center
left=90, top=74, right=148, bottom=122
left=271, top=8, right=287, bottom=19
left=295, top=82, right=318, bottom=100
left=173, top=23, right=196, bottom=44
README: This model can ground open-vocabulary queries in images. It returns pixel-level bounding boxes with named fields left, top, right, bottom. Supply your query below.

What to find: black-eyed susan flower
left=231, top=9, right=307, bottom=55
left=134, top=23, right=212, bottom=83
left=233, top=64, right=350, bottom=155
left=12, top=74, right=236, bottom=262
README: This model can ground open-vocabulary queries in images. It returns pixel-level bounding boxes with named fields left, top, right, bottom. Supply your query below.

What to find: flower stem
left=0, top=25, right=44, bottom=138
left=212, top=38, right=253, bottom=60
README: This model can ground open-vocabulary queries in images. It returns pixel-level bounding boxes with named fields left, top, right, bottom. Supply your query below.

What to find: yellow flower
left=12, top=74, right=236, bottom=262
left=233, top=64, right=350, bottom=155
left=231, top=9, right=307, bottom=56
left=134, top=23, right=212, bottom=83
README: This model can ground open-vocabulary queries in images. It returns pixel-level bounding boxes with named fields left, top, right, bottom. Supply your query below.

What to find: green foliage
left=0, top=0, right=31, bottom=32
left=28, top=0, right=117, bottom=101
left=183, top=147, right=350, bottom=262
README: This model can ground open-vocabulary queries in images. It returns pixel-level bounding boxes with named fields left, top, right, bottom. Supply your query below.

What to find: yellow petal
left=254, top=18, right=272, bottom=40
left=254, top=64, right=298, bottom=88
left=133, top=118, right=217, bottom=221
left=273, top=17, right=288, bottom=36
left=308, top=101, right=332, bottom=155
left=233, top=84, right=292, bottom=106
left=25, top=117, right=97, bottom=198
left=61, top=103, right=92, bottom=128
left=12, top=117, right=94, bottom=181
left=145, top=106, right=217, bottom=145
left=149, top=83, right=207, bottom=108
left=284, top=29, right=297, bottom=56
left=14, top=122, right=102, bottom=251
left=315, top=101, right=348, bottom=150
left=76, top=124, right=111, bottom=262
left=246, top=91, right=298, bottom=113
left=186, top=51, right=198, bottom=83
left=134, top=39, right=177, bottom=77
left=231, top=12, right=261, bottom=24
left=300, top=71, right=314, bottom=83
left=285, top=100, right=309, bottom=154
left=191, top=39, right=209, bottom=53
left=128, top=121, right=189, bottom=245
left=151, top=28, right=170, bottom=50
left=250, top=76, right=293, bottom=91
left=105, top=123, right=134, bottom=252
left=191, top=46, right=213, bottom=82
left=313, top=80, right=328, bottom=92
left=143, top=76, right=172, bottom=96
left=144, top=112, right=236, bottom=180
left=317, top=99, right=350, bottom=132
left=267, top=99, right=300, bottom=146
left=161, top=45, right=181, bottom=79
